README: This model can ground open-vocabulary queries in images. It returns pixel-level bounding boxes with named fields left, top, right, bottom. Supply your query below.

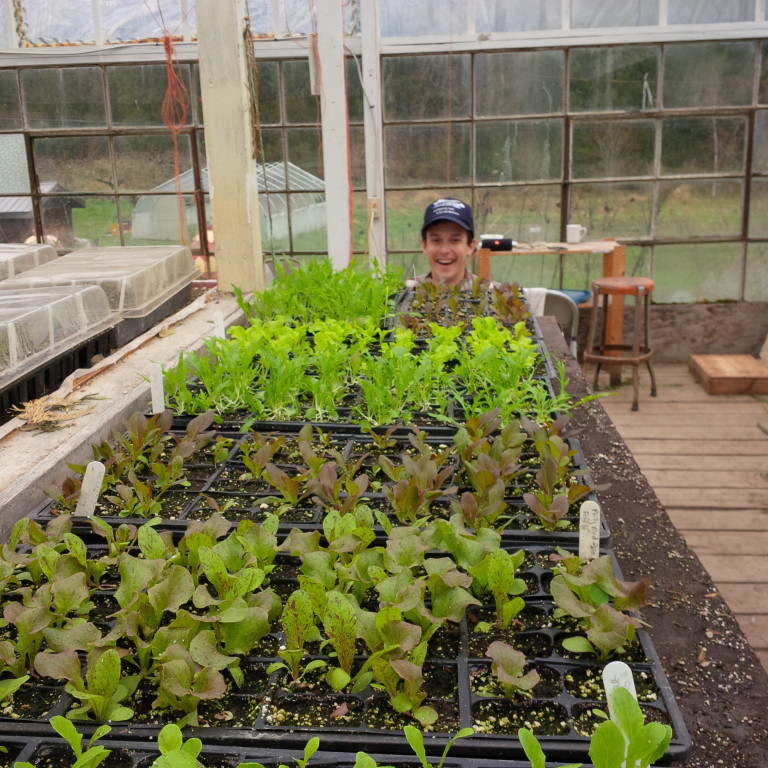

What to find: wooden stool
left=584, top=276, right=658, bottom=411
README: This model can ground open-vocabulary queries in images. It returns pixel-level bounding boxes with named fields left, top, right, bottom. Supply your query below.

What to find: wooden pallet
left=689, top=354, right=768, bottom=395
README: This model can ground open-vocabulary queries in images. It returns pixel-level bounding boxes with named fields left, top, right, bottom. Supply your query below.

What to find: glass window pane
left=572, top=120, right=654, bottom=178
left=21, top=67, right=105, bottom=129
left=286, top=128, right=324, bottom=187
left=570, top=46, right=658, bottom=112
left=661, top=117, right=746, bottom=175
left=476, top=120, right=562, bottom=182
left=476, top=185, right=562, bottom=245
left=288, top=192, right=328, bottom=253
left=255, top=61, right=281, bottom=124
left=70, top=196, right=119, bottom=248
left=383, top=55, right=470, bottom=121
left=126, top=193, right=197, bottom=245
left=109, top=64, right=192, bottom=127
left=572, top=0, right=659, bottom=27
left=663, top=42, right=754, bottom=108
left=654, top=243, right=742, bottom=302
left=569, top=182, right=654, bottom=239
left=668, top=0, right=754, bottom=24
left=749, top=179, right=768, bottom=237
left=760, top=42, right=768, bottom=104
left=476, top=0, right=561, bottom=32
left=0, top=134, right=30, bottom=194
left=745, top=244, right=768, bottom=301
left=40, top=195, right=88, bottom=250
left=350, top=126, right=366, bottom=188
left=114, top=134, right=193, bottom=193
left=259, top=128, right=284, bottom=164
left=346, top=58, right=364, bottom=123
left=283, top=60, right=316, bottom=124
left=385, top=124, right=471, bottom=186
left=34, top=136, right=111, bottom=194
left=562, top=246, right=650, bottom=293
left=0, top=71, right=21, bottom=130
left=656, top=180, right=742, bottom=238
left=753, top=111, right=768, bottom=172
left=476, top=51, right=563, bottom=116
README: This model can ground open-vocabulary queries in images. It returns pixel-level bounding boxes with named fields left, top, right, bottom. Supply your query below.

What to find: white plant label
left=579, top=500, right=601, bottom=561
left=603, top=660, right=638, bottom=721
left=74, top=461, right=105, bottom=517
left=213, top=310, right=226, bottom=339
left=149, top=362, right=165, bottom=414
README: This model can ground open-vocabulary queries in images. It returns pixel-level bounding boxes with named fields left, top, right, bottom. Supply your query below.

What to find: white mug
left=566, top=224, right=587, bottom=244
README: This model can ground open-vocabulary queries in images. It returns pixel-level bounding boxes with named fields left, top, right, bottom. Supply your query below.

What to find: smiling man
left=407, top=197, right=480, bottom=289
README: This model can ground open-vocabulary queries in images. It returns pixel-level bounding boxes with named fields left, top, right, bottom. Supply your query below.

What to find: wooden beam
left=196, top=0, right=264, bottom=294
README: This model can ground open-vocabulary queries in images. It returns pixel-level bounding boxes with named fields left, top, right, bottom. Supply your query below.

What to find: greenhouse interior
left=0, top=1, right=767, bottom=767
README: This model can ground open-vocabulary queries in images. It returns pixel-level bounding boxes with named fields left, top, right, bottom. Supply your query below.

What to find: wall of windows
left=382, top=39, right=768, bottom=303
left=0, top=15, right=767, bottom=302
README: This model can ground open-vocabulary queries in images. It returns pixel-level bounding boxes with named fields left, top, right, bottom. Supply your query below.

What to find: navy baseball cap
left=421, top=198, right=474, bottom=239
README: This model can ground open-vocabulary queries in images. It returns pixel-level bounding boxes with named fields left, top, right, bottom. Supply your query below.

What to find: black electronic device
left=480, top=234, right=516, bottom=250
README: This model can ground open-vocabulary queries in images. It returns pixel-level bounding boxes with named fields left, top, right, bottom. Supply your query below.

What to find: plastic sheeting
left=9, top=0, right=765, bottom=46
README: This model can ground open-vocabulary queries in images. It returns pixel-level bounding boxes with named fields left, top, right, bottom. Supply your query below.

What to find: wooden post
left=315, top=0, right=353, bottom=271
left=196, top=0, right=263, bottom=294
left=603, top=243, right=626, bottom=386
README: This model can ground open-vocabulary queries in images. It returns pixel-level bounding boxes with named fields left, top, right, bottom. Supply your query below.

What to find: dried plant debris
left=11, top=393, right=102, bottom=431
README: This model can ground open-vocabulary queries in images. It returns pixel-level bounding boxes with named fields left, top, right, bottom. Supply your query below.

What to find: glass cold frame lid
left=0, top=243, right=59, bottom=282
left=0, top=246, right=199, bottom=318
left=0, top=284, right=113, bottom=387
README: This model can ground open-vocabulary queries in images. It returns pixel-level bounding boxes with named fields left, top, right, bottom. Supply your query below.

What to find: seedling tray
left=15, top=739, right=550, bottom=768
left=0, top=536, right=688, bottom=765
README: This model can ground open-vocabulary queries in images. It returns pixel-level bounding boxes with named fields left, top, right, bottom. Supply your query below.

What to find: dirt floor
left=549, top=318, right=768, bottom=768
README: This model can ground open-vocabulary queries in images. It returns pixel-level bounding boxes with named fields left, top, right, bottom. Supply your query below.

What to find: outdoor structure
left=131, top=163, right=326, bottom=245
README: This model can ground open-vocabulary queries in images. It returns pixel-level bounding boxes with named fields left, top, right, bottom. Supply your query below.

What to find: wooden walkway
left=598, top=362, right=768, bottom=674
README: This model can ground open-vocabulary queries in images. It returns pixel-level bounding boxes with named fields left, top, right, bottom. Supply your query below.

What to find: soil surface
left=544, top=318, right=768, bottom=768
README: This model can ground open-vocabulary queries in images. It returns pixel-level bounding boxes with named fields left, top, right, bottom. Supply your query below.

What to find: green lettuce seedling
left=14, top=715, right=112, bottom=768
left=150, top=723, right=204, bottom=768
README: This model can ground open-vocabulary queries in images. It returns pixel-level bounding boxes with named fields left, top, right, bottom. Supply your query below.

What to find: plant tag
left=603, top=660, right=637, bottom=720
left=74, top=461, right=106, bottom=517
left=149, top=362, right=165, bottom=414
left=213, top=310, right=226, bottom=339
left=579, top=500, right=601, bottom=561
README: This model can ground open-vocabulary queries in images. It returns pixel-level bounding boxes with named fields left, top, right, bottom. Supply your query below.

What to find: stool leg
left=647, top=360, right=658, bottom=397
left=643, top=289, right=658, bottom=397
left=631, top=291, right=642, bottom=411
left=585, top=284, right=602, bottom=390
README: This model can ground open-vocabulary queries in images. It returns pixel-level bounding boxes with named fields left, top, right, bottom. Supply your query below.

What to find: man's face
left=421, top=221, right=476, bottom=286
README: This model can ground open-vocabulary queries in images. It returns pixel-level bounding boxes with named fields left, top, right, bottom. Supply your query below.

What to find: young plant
left=150, top=722, right=203, bottom=768
left=550, top=553, right=649, bottom=659
left=403, top=724, right=475, bottom=768
left=379, top=453, right=456, bottom=525
left=14, top=715, right=113, bottom=768
left=267, top=588, right=325, bottom=684
left=33, top=648, right=136, bottom=722
left=485, top=641, right=540, bottom=698
left=468, top=548, right=527, bottom=630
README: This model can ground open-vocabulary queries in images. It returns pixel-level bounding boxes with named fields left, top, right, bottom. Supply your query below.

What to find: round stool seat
left=592, top=276, right=654, bottom=295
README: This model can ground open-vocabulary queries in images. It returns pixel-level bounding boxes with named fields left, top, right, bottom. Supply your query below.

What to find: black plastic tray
left=0, top=537, right=688, bottom=765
